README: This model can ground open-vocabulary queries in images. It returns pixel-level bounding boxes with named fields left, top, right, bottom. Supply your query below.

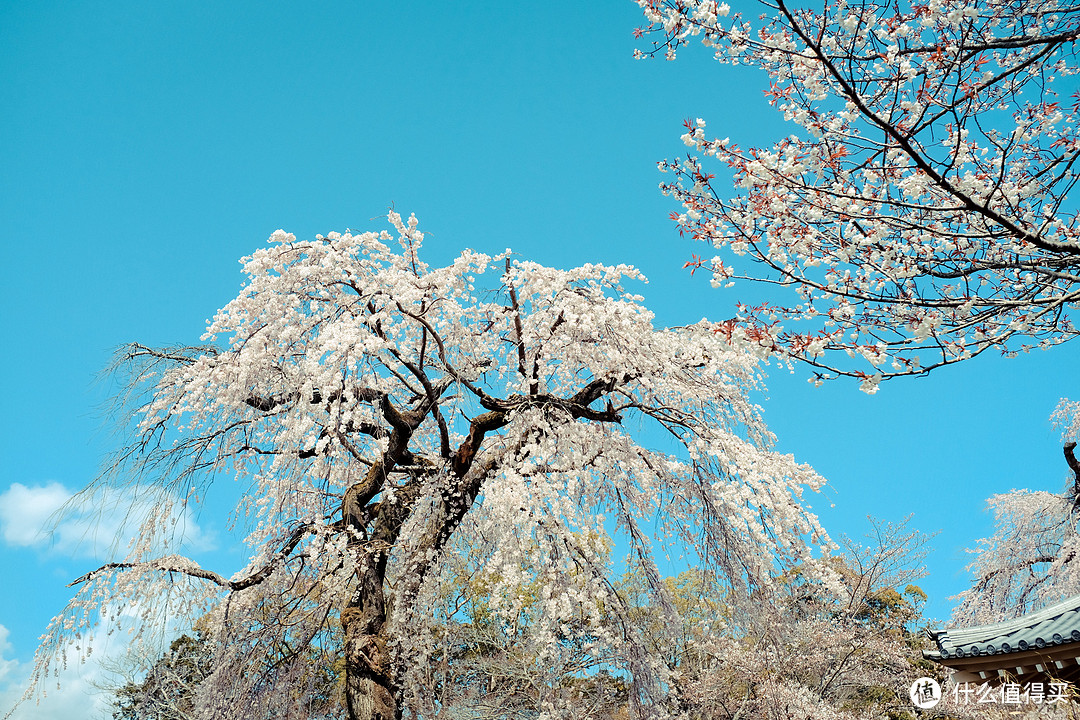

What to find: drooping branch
left=247, top=385, right=384, bottom=414
left=123, top=342, right=219, bottom=365
left=68, top=520, right=321, bottom=591
left=67, top=561, right=230, bottom=589
left=69, top=554, right=294, bottom=593
left=451, top=410, right=508, bottom=479
left=571, top=372, right=637, bottom=409
left=245, top=394, right=295, bottom=412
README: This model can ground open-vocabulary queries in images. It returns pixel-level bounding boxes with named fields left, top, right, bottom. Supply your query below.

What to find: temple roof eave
left=928, top=595, right=1080, bottom=663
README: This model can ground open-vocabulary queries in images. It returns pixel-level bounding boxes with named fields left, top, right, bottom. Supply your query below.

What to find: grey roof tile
left=928, top=595, right=1080, bottom=660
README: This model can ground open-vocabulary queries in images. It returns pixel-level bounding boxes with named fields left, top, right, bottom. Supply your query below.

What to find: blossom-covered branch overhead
left=635, top=0, right=1080, bottom=390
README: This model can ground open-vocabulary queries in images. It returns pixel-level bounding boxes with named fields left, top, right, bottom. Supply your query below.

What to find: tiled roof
left=927, top=595, right=1080, bottom=661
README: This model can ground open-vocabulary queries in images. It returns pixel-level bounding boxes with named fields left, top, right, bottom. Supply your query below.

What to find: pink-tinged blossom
left=635, top=0, right=1080, bottom=387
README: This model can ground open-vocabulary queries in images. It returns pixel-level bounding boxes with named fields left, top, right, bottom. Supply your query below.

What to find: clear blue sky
left=2, top=2, right=1077, bottom=716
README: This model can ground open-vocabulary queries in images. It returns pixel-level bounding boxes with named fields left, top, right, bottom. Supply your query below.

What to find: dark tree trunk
left=339, top=405, right=508, bottom=720
left=341, top=468, right=427, bottom=720
left=342, top=566, right=396, bottom=720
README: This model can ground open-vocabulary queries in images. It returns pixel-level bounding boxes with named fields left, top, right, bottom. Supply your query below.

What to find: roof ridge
left=942, top=594, right=1080, bottom=641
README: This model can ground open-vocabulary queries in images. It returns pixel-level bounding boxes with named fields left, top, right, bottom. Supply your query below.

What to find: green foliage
left=113, top=633, right=211, bottom=720
left=112, top=627, right=344, bottom=720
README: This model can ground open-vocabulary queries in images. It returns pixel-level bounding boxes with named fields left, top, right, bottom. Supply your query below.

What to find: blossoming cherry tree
left=28, top=213, right=829, bottom=720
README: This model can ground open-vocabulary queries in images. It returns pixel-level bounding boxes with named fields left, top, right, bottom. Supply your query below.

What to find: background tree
left=634, top=0, right=1080, bottom=391
left=952, top=441, right=1080, bottom=624
left=112, top=633, right=213, bottom=720
left=668, top=519, right=937, bottom=720
left=108, top=623, right=344, bottom=720
left=25, top=212, right=832, bottom=720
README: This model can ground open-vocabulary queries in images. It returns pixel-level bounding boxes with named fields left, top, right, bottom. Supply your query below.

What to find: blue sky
left=2, top=2, right=1078, bottom=716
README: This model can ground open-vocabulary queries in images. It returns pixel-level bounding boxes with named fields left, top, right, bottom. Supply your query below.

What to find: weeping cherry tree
left=23, top=212, right=831, bottom=720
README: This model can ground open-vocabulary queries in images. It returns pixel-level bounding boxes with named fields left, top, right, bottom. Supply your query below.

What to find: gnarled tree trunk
left=343, top=564, right=396, bottom=720
left=340, top=409, right=510, bottom=720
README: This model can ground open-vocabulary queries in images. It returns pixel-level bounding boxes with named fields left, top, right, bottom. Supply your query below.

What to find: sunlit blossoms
left=635, top=0, right=1080, bottom=390
left=26, top=213, right=833, bottom=720
left=952, top=488, right=1080, bottom=625
left=953, top=421, right=1080, bottom=625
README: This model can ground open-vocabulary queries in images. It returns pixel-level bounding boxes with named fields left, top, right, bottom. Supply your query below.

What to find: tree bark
left=340, top=408, right=508, bottom=720
left=342, top=466, right=431, bottom=720
left=342, top=576, right=395, bottom=720
left=1066, top=442, right=1080, bottom=505
left=342, top=492, right=410, bottom=720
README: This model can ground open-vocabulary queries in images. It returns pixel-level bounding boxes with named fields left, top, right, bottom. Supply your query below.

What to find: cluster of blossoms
left=952, top=409, right=1080, bottom=626
left=635, top=0, right=1080, bottom=390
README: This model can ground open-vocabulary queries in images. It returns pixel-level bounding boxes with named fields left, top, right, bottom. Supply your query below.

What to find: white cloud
left=1, top=664, right=112, bottom=720
left=0, top=482, right=215, bottom=558
left=0, top=625, right=17, bottom=687
left=0, top=484, right=69, bottom=547
left=0, top=483, right=217, bottom=719
left=0, top=600, right=199, bottom=720
left=0, top=621, right=120, bottom=720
